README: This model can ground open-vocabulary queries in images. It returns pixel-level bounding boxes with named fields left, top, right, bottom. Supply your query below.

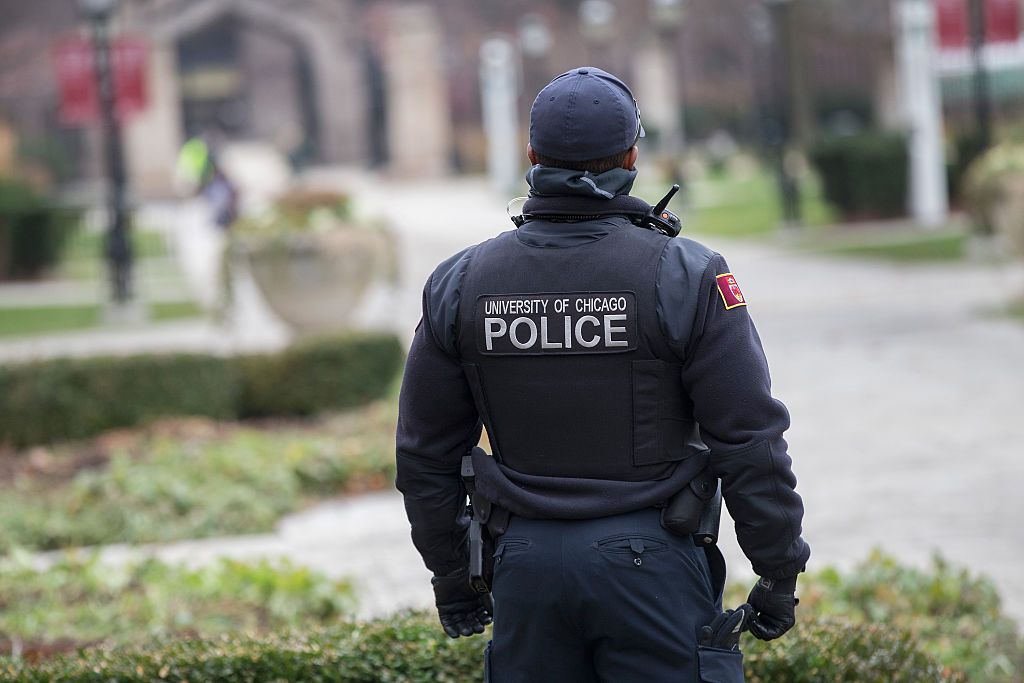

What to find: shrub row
left=809, top=132, right=909, bottom=220
left=0, top=334, right=404, bottom=448
left=0, top=179, right=79, bottom=280
left=0, top=612, right=960, bottom=683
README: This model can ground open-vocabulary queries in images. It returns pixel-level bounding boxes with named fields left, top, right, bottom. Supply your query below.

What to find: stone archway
left=123, top=0, right=366, bottom=195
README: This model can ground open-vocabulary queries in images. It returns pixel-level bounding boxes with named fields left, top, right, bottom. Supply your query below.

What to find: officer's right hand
left=431, top=568, right=493, bottom=638
left=746, top=576, right=799, bottom=641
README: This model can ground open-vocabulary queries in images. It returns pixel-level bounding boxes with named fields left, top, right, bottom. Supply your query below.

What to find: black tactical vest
left=456, top=220, right=705, bottom=482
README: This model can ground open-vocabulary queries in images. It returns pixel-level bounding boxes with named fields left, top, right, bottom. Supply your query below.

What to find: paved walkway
left=10, top=173, right=1024, bottom=622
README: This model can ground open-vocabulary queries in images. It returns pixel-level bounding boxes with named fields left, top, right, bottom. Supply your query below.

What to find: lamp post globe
left=579, top=0, right=617, bottom=43
left=650, top=0, right=686, bottom=28
left=78, top=0, right=119, bottom=21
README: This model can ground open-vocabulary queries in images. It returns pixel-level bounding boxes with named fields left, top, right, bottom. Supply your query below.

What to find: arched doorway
left=175, top=12, right=320, bottom=167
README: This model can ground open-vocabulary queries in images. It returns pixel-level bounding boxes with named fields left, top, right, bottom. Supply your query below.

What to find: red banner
left=986, top=0, right=1021, bottom=44
left=53, top=36, right=149, bottom=125
left=936, top=0, right=970, bottom=49
left=936, top=0, right=1021, bottom=48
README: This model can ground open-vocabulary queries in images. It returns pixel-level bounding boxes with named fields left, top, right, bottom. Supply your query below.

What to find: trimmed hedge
left=809, top=132, right=909, bottom=220
left=0, top=333, right=403, bottom=448
left=236, top=335, right=401, bottom=418
left=0, top=179, right=79, bottom=280
left=0, top=612, right=961, bottom=682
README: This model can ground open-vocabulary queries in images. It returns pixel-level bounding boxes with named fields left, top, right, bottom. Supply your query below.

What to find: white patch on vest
left=476, top=292, right=637, bottom=355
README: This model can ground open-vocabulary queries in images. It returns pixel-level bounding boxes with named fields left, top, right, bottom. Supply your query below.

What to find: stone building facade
left=0, top=0, right=900, bottom=197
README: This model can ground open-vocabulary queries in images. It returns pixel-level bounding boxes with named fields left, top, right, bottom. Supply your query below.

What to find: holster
left=462, top=454, right=510, bottom=594
left=660, top=463, right=719, bottom=539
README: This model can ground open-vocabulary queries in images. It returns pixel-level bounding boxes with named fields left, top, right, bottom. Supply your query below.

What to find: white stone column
left=633, top=38, right=683, bottom=159
left=479, top=36, right=521, bottom=195
left=383, top=4, right=453, bottom=177
left=125, top=41, right=183, bottom=198
left=896, top=0, right=949, bottom=228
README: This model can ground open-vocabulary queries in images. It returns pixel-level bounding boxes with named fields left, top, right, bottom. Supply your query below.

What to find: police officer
left=396, top=67, right=809, bottom=682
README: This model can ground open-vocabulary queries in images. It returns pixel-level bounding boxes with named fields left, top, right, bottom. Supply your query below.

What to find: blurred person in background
left=174, top=130, right=239, bottom=324
left=175, top=130, right=238, bottom=231
left=396, top=67, right=809, bottom=682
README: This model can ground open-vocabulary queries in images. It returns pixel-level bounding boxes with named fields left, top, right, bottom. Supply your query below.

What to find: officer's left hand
left=699, top=604, right=752, bottom=650
left=746, top=576, right=799, bottom=641
left=431, top=568, right=493, bottom=638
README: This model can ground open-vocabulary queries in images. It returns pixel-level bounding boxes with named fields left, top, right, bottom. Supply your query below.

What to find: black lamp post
left=762, top=0, right=802, bottom=228
left=79, top=0, right=133, bottom=306
left=968, top=0, right=992, bottom=149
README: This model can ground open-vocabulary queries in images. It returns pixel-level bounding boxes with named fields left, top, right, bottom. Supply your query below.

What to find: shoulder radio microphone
left=638, top=184, right=682, bottom=238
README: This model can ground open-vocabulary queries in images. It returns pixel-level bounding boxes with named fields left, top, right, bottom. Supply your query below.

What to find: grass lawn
left=636, top=164, right=973, bottom=263
left=683, top=170, right=835, bottom=237
left=0, top=226, right=203, bottom=338
left=0, top=305, right=101, bottom=338
left=0, top=301, right=204, bottom=338
left=149, top=300, right=203, bottom=321
left=58, top=229, right=170, bottom=280
left=798, top=228, right=968, bottom=263
left=634, top=166, right=833, bottom=238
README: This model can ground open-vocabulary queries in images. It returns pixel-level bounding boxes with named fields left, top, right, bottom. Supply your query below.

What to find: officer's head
left=527, top=67, right=644, bottom=174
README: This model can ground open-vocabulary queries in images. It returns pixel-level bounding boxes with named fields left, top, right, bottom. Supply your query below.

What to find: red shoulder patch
left=715, top=273, right=747, bottom=310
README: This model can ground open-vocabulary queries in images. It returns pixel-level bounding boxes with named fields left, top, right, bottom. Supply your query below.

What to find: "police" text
left=475, top=292, right=637, bottom=355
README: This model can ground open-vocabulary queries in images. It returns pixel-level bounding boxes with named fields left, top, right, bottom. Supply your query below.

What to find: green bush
left=947, top=130, right=989, bottom=207
left=809, top=132, right=909, bottom=220
left=725, top=550, right=1023, bottom=682
left=802, top=551, right=1023, bottom=682
left=744, top=617, right=963, bottom=683
left=236, top=335, right=404, bottom=418
left=0, top=354, right=238, bottom=448
left=0, top=333, right=403, bottom=448
left=0, top=612, right=958, bottom=682
left=0, top=179, right=80, bottom=280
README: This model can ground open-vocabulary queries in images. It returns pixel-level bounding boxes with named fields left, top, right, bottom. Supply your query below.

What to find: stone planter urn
left=990, top=174, right=1024, bottom=259
left=965, top=144, right=1024, bottom=261
left=231, top=191, right=397, bottom=336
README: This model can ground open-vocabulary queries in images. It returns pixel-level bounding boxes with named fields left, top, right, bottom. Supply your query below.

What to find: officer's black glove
left=431, top=568, right=493, bottom=639
left=699, top=604, right=752, bottom=650
left=746, top=576, right=799, bottom=641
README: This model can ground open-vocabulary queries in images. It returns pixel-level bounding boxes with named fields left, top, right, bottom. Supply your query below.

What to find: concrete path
left=10, top=172, right=1024, bottom=623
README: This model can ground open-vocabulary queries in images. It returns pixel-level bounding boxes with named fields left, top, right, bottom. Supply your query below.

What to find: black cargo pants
left=485, top=507, right=743, bottom=682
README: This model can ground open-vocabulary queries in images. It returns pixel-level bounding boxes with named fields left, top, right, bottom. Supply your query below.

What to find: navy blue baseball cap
left=529, top=66, right=645, bottom=162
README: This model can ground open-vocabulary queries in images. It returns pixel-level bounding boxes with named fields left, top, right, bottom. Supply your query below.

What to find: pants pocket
left=697, top=645, right=744, bottom=683
left=483, top=639, right=493, bottom=683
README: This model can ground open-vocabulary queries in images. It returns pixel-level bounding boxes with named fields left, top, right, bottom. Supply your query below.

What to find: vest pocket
left=632, top=360, right=690, bottom=466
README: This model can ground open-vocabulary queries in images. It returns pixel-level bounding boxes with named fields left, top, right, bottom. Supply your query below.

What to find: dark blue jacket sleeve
left=395, top=272, right=483, bottom=577
left=662, top=247, right=810, bottom=579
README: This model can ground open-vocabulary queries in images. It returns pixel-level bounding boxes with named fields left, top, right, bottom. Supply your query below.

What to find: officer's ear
left=622, top=146, right=639, bottom=170
left=527, top=144, right=539, bottom=166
